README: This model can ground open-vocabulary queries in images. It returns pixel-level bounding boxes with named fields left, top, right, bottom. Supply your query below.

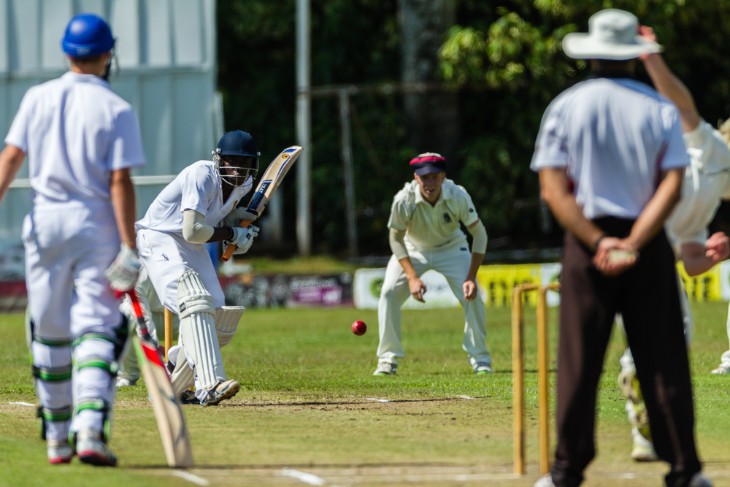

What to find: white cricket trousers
left=23, top=201, right=121, bottom=443
left=136, top=229, right=224, bottom=313
left=376, top=244, right=491, bottom=367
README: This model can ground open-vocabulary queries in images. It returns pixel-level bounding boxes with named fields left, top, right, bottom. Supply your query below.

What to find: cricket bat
left=127, top=290, right=194, bottom=468
left=221, top=145, right=303, bottom=261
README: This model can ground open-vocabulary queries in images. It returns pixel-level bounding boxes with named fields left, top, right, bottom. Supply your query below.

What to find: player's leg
left=140, top=270, right=169, bottom=347
left=621, top=238, right=702, bottom=485
left=435, top=246, right=491, bottom=374
left=374, top=253, right=424, bottom=375
left=711, top=300, right=730, bottom=374
left=549, top=232, right=618, bottom=486
left=617, top=343, right=657, bottom=462
left=115, top=307, right=140, bottom=387
left=116, top=269, right=160, bottom=388
left=176, top=269, right=239, bottom=406
left=215, top=307, right=245, bottom=347
left=69, top=234, right=129, bottom=467
left=169, top=306, right=244, bottom=401
left=137, top=230, right=195, bottom=399
left=144, top=240, right=239, bottom=403
left=23, top=213, right=76, bottom=464
left=26, top=282, right=75, bottom=463
left=619, top=272, right=694, bottom=462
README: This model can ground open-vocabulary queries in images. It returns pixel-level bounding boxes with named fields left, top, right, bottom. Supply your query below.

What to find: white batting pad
left=170, top=352, right=195, bottom=398
left=214, top=306, right=245, bottom=347
left=177, top=270, right=224, bottom=391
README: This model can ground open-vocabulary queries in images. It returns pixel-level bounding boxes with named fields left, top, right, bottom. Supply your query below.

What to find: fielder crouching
left=135, top=130, right=262, bottom=406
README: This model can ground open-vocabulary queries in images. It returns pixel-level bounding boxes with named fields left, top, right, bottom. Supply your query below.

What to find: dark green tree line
left=218, top=0, right=730, bottom=258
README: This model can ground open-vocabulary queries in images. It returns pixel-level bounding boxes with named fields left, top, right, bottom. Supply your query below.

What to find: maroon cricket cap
left=409, top=152, right=446, bottom=176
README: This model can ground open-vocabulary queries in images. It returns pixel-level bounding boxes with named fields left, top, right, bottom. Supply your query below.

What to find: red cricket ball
left=351, top=320, right=367, bottom=336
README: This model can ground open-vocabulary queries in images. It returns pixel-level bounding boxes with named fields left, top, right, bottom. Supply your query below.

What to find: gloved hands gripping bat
left=221, top=145, right=302, bottom=261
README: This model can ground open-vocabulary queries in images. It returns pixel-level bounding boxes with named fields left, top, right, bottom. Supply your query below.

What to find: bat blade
left=222, top=145, right=302, bottom=261
left=128, top=293, right=193, bottom=468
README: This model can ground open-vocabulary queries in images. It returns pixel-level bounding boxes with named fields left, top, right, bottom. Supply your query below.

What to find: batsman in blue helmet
left=0, top=12, right=146, bottom=466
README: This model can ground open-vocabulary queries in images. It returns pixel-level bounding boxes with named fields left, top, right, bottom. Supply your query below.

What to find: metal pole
left=296, top=0, right=311, bottom=255
left=339, top=89, right=358, bottom=258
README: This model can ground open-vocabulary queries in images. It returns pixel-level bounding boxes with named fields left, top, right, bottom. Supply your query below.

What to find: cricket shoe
left=473, top=362, right=493, bottom=375
left=373, top=362, right=397, bottom=376
left=47, top=438, right=73, bottom=465
left=689, top=473, right=713, bottom=487
left=179, top=389, right=200, bottom=405
left=533, top=474, right=555, bottom=487
left=201, top=379, right=240, bottom=407
left=115, top=376, right=137, bottom=388
left=631, top=428, right=658, bottom=462
left=74, top=429, right=117, bottom=467
left=710, top=363, right=730, bottom=375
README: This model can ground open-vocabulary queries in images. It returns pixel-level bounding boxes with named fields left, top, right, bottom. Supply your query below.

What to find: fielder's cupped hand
left=224, top=208, right=259, bottom=227
left=105, top=243, right=142, bottom=292
left=463, top=279, right=477, bottom=301
left=227, top=225, right=260, bottom=255
left=408, top=277, right=427, bottom=303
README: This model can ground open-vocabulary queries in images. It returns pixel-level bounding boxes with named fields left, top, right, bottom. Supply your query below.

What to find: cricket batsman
left=135, top=130, right=261, bottom=406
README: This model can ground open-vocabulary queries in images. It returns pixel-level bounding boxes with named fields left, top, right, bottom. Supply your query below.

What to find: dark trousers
left=550, top=218, right=702, bottom=487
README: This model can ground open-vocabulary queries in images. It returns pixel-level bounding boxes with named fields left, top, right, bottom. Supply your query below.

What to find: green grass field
left=1, top=301, right=729, bottom=486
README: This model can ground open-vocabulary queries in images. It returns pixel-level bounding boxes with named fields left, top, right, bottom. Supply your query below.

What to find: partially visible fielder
left=617, top=27, right=730, bottom=462
left=0, top=13, right=145, bottom=465
left=373, top=152, right=492, bottom=376
left=710, top=119, right=730, bottom=376
left=135, top=130, right=261, bottom=406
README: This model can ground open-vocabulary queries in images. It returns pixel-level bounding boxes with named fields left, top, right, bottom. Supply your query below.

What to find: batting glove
left=223, top=208, right=259, bottom=227
left=105, top=243, right=142, bottom=293
left=227, top=225, right=260, bottom=255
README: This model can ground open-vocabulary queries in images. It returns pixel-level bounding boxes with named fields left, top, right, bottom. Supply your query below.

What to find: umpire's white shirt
left=531, top=77, right=689, bottom=218
left=388, top=179, right=479, bottom=251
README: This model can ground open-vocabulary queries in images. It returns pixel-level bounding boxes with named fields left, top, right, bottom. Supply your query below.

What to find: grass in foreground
left=1, top=301, right=729, bottom=486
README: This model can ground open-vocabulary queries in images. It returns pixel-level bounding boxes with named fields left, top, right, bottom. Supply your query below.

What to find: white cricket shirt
left=388, top=179, right=479, bottom=251
left=665, top=120, right=730, bottom=252
left=5, top=72, right=145, bottom=204
left=531, top=77, right=689, bottom=219
left=136, top=160, right=250, bottom=235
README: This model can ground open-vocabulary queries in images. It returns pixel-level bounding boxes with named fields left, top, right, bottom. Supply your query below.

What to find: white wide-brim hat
left=562, top=8, right=662, bottom=60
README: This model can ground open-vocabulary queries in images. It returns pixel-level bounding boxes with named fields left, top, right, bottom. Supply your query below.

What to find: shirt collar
left=63, top=71, right=110, bottom=87
left=413, top=178, right=452, bottom=205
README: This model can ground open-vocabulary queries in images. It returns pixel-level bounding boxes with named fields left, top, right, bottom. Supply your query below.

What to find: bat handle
left=126, top=290, right=152, bottom=340
left=221, top=219, right=253, bottom=262
left=128, top=290, right=143, bottom=317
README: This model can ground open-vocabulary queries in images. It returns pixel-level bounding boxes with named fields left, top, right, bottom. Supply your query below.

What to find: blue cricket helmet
left=62, top=13, right=115, bottom=58
left=214, top=131, right=260, bottom=187
left=215, top=130, right=259, bottom=158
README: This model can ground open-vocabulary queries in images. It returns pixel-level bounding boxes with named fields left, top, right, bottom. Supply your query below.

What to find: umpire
left=531, top=8, right=710, bottom=487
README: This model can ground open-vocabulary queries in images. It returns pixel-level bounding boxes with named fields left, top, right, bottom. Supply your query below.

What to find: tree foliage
left=439, top=0, right=730, bottom=250
left=218, top=0, right=730, bottom=257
